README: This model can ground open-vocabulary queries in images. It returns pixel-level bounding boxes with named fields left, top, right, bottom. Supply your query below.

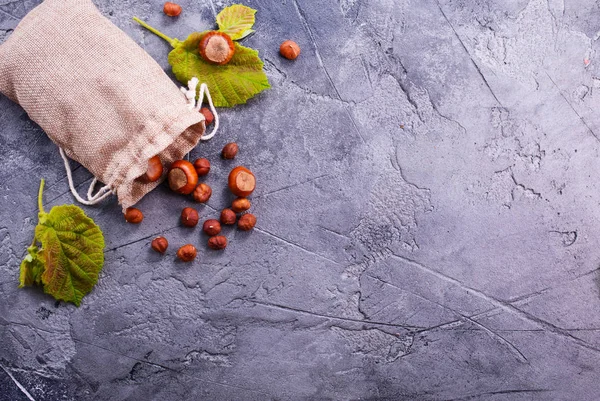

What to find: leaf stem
left=37, top=179, right=45, bottom=214
left=133, top=17, right=179, bottom=48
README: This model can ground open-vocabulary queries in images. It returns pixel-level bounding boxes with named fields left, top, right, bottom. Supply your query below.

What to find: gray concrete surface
left=1, top=0, right=600, bottom=399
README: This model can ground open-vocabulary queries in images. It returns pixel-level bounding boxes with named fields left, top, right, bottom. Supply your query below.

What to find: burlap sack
left=0, top=0, right=212, bottom=210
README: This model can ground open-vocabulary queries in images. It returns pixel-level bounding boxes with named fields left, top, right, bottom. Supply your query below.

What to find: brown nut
left=193, top=183, right=212, bottom=203
left=208, top=235, right=227, bottom=250
left=168, top=160, right=198, bottom=194
left=193, top=158, right=211, bottom=176
left=181, top=207, right=199, bottom=227
left=177, top=244, right=197, bottom=262
left=200, top=108, right=214, bottom=126
left=151, top=237, right=168, bottom=254
left=238, top=213, right=257, bottom=231
left=228, top=166, right=256, bottom=197
left=199, top=31, right=235, bottom=65
left=145, top=155, right=163, bottom=182
left=163, top=1, right=182, bottom=16
left=231, top=197, right=251, bottom=213
left=221, top=142, right=239, bottom=159
left=203, top=219, right=222, bottom=236
left=280, top=40, right=301, bottom=60
left=220, top=208, right=237, bottom=225
left=124, top=207, right=144, bottom=224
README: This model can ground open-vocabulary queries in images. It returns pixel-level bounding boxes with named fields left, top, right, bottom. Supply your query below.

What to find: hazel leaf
left=216, top=4, right=256, bottom=40
left=19, top=245, right=44, bottom=288
left=168, top=32, right=270, bottom=107
left=35, top=205, right=105, bottom=306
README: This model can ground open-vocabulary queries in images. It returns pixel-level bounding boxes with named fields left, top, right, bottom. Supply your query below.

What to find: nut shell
left=145, top=155, right=163, bottom=182
left=208, top=235, right=228, bottom=250
left=238, top=213, right=257, bottom=231
left=200, top=108, right=214, bottom=125
left=177, top=244, right=197, bottom=262
left=163, top=2, right=182, bottom=16
left=193, top=158, right=211, bottom=176
left=199, top=31, right=235, bottom=65
left=124, top=207, right=144, bottom=224
left=228, top=166, right=256, bottom=197
left=168, top=160, right=198, bottom=194
left=231, top=197, right=251, bottom=213
left=193, top=183, right=212, bottom=203
left=203, top=219, right=222, bottom=236
left=221, top=143, right=239, bottom=159
left=280, top=40, right=301, bottom=60
left=220, top=209, right=237, bottom=225
left=181, top=207, right=199, bottom=227
left=151, top=237, right=168, bottom=253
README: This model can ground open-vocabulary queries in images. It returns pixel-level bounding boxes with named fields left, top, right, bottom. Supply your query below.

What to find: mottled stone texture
left=1, top=0, right=600, bottom=399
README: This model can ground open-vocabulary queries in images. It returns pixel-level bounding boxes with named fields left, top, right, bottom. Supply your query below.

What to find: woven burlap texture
left=0, top=0, right=206, bottom=210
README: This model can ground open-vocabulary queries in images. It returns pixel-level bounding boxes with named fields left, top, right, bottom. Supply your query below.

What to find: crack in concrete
left=255, top=173, right=332, bottom=199
left=291, top=0, right=366, bottom=143
left=366, top=274, right=529, bottom=363
left=443, top=388, right=551, bottom=401
left=255, top=227, right=341, bottom=265
left=244, top=298, right=423, bottom=330
left=389, top=253, right=600, bottom=356
left=435, top=0, right=504, bottom=107
left=0, top=363, right=36, bottom=401
left=545, top=71, right=600, bottom=143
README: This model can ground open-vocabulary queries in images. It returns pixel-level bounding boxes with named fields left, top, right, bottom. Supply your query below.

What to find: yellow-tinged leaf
left=217, top=4, right=256, bottom=40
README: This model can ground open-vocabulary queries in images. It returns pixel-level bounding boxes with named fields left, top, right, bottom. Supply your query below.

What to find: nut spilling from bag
left=169, top=160, right=198, bottom=194
left=145, top=155, right=164, bottom=182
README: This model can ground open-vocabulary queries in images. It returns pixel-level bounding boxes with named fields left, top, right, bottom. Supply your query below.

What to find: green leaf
left=168, top=32, right=270, bottom=107
left=217, top=4, right=256, bottom=40
left=35, top=204, right=105, bottom=306
left=19, top=245, right=44, bottom=288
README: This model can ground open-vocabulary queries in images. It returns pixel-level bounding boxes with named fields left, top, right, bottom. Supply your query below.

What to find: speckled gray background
left=1, top=0, right=600, bottom=400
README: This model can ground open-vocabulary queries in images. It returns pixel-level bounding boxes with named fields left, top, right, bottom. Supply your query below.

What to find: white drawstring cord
left=181, top=77, right=220, bottom=140
left=60, top=77, right=217, bottom=206
left=86, top=177, right=112, bottom=201
left=59, top=148, right=114, bottom=205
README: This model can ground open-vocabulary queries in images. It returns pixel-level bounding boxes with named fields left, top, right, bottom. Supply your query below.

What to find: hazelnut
left=203, top=219, right=222, bottom=236
left=124, top=207, right=144, bottom=224
left=228, top=166, right=256, bottom=197
left=280, top=40, right=301, bottom=60
left=231, top=197, right=251, bottom=213
left=199, top=31, right=235, bottom=65
left=221, top=143, right=239, bottom=159
left=168, top=160, right=198, bottom=194
left=193, top=183, right=212, bottom=203
left=181, top=207, right=199, bottom=227
left=200, top=108, right=214, bottom=125
left=193, top=158, right=211, bottom=176
left=151, top=237, right=168, bottom=253
left=177, top=244, right=197, bottom=262
left=145, top=155, right=163, bottom=182
left=238, top=213, right=257, bottom=231
left=220, top=208, right=237, bottom=225
left=163, top=2, right=182, bottom=16
left=208, top=235, right=227, bottom=250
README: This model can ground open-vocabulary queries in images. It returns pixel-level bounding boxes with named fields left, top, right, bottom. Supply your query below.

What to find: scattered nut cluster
left=126, top=139, right=258, bottom=262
